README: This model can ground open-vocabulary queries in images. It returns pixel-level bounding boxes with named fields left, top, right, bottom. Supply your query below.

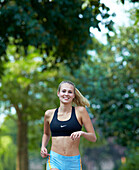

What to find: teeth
left=64, top=97, right=69, bottom=99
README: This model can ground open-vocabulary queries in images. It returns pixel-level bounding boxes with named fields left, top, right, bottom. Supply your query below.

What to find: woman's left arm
left=70, top=107, right=97, bottom=142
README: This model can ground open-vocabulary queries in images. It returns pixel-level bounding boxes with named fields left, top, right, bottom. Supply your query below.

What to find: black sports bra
left=50, top=107, right=82, bottom=137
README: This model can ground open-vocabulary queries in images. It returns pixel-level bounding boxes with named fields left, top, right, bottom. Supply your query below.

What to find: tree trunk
left=16, top=115, right=28, bottom=170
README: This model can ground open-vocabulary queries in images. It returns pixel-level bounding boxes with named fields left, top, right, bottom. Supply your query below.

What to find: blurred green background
left=0, top=0, right=138, bottom=170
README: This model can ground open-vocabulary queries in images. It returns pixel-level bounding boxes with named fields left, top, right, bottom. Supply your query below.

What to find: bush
left=119, top=149, right=139, bottom=170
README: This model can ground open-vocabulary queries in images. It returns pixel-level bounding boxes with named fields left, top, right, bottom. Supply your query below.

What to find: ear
left=57, top=91, right=59, bottom=97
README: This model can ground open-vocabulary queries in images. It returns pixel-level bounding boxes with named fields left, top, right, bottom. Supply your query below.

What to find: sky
left=0, top=0, right=134, bottom=126
left=91, top=0, right=133, bottom=43
left=101, top=0, right=132, bottom=26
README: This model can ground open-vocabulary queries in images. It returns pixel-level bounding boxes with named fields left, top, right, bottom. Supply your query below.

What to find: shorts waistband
left=50, top=150, right=80, bottom=160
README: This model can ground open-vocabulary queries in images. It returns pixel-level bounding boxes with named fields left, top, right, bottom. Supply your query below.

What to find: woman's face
left=57, top=83, right=75, bottom=104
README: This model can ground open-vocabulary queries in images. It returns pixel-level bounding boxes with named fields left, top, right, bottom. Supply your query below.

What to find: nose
left=65, top=92, right=68, bottom=95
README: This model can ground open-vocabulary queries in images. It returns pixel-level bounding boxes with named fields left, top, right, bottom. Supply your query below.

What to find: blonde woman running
left=41, top=81, right=97, bottom=170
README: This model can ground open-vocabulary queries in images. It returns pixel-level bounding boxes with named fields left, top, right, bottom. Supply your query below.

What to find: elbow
left=43, top=133, right=50, bottom=139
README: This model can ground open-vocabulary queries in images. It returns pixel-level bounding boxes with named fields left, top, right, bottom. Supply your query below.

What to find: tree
left=0, top=44, right=70, bottom=170
left=0, top=0, right=114, bottom=77
left=73, top=9, right=139, bottom=149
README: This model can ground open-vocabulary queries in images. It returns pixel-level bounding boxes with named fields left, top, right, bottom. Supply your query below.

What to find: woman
left=41, top=80, right=97, bottom=170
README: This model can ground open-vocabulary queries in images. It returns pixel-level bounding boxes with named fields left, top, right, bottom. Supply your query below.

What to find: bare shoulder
left=75, top=106, right=89, bottom=118
left=75, top=106, right=90, bottom=126
left=45, top=108, right=56, bottom=122
left=75, top=106, right=87, bottom=114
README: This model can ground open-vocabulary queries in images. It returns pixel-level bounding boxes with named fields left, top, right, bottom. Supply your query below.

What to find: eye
left=62, top=90, right=66, bottom=93
left=68, top=91, right=72, bottom=93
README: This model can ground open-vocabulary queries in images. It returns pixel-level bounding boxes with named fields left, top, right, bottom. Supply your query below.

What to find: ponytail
left=58, top=80, right=90, bottom=107
left=73, top=88, right=90, bottom=107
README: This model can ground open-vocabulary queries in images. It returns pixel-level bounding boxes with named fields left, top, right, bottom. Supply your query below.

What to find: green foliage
left=0, top=136, right=16, bottom=170
left=119, top=149, right=139, bottom=170
left=0, top=115, right=17, bottom=144
left=73, top=10, right=139, bottom=149
left=0, top=0, right=114, bottom=76
left=0, top=116, right=17, bottom=170
left=0, top=43, right=77, bottom=166
left=1, top=44, right=64, bottom=149
left=0, top=2, right=139, bottom=168
left=1, top=44, right=59, bottom=118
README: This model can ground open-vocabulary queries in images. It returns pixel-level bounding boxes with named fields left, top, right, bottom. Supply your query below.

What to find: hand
left=70, top=131, right=84, bottom=141
left=40, top=147, right=50, bottom=158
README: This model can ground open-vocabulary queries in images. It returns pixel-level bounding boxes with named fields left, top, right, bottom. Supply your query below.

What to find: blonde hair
left=58, top=80, right=90, bottom=107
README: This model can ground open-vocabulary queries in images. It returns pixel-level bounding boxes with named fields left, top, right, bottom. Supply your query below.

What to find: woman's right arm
left=41, top=110, right=51, bottom=158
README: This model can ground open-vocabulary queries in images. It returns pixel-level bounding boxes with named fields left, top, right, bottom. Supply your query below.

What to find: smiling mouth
left=63, top=97, right=69, bottom=100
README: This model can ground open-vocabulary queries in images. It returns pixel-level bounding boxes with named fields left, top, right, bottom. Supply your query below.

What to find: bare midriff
left=51, top=136, right=80, bottom=156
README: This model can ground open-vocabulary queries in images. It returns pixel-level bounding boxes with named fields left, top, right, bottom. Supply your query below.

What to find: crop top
left=50, top=106, right=82, bottom=137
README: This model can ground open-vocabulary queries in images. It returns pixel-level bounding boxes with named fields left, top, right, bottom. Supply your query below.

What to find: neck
left=59, top=103, right=72, bottom=114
